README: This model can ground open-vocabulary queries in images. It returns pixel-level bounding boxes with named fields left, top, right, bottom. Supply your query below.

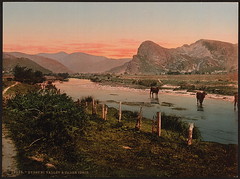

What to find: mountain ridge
left=37, top=52, right=131, bottom=73
left=109, top=39, right=238, bottom=74
left=4, top=52, right=73, bottom=73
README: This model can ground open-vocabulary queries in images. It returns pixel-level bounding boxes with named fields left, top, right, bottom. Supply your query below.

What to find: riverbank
left=57, top=78, right=235, bottom=102
left=3, top=91, right=238, bottom=177
left=3, top=80, right=238, bottom=177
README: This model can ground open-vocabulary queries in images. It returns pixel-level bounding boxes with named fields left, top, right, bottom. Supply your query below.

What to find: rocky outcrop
left=110, top=39, right=238, bottom=74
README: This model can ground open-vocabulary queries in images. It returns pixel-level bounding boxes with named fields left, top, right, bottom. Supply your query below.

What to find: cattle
left=196, top=91, right=207, bottom=106
left=234, top=93, right=238, bottom=110
left=150, top=87, right=160, bottom=98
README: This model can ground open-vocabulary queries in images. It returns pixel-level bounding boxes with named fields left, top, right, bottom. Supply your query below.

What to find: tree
left=13, top=65, right=45, bottom=84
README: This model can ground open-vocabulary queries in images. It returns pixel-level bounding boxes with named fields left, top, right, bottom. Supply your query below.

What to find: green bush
left=161, top=113, right=202, bottom=140
left=5, top=91, right=90, bottom=163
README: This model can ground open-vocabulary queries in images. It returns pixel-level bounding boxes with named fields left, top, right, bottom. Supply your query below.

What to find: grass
left=72, top=105, right=237, bottom=177
left=2, top=86, right=238, bottom=177
left=4, top=82, right=41, bottom=96
left=3, top=80, right=16, bottom=90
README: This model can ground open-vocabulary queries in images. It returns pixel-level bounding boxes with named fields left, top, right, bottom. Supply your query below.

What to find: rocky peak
left=136, top=40, right=171, bottom=64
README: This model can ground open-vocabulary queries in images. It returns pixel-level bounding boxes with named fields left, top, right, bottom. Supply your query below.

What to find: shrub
left=5, top=91, right=90, bottom=162
left=161, top=113, right=202, bottom=140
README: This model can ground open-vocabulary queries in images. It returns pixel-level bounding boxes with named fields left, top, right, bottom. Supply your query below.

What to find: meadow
left=2, top=80, right=238, bottom=177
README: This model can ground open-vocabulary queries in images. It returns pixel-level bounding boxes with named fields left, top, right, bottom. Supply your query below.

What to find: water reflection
left=150, top=96, right=160, bottom=104
left=197, top=104, right=204, bottom=111
left=54, top=79, right=238, bottom=144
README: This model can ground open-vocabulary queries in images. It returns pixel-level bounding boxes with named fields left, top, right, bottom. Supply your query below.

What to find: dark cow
left=150, top=87, right=160, bottom=97
left=234, top=93, right=238, bottom=110
left=196, top=91, right=207, bottom=106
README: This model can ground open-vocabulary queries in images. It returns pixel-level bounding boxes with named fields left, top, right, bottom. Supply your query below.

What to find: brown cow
left=234, top=93, right=238, bottom=110
left=196, top=91, right=207, bottom=106
left=150, top=87, right=160, bottom=98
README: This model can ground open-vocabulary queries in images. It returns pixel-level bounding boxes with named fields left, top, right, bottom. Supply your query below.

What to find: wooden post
left=94, top=103, right=97, bottom=114
left=152, top=119, right=155, bottom=134
left=85, top=101, right=88, bottom=107
left=119, top=101, right=122, bottom=122
left=135, top=106, right=143, bottom=130
left=92, top=99, right=96, bottom=115
left=187, top=123, right=194, bottom=145
left=77, top=99, right=80, bottom=106
left=139, top=106, right=142, bottom=129
left=104, top=106, right=108, bottom=120
left=157, top=112, right=161, bottom=136
left=102, top=104, right=105, bottom=119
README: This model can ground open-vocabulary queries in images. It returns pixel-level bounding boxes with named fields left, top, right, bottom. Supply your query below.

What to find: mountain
left=37, top=52, right=131, bottom=73
left=4, top=52, right=73, bottom=73
left=37, top=51, right=69, bottom=63
left=109, top=39, right=238, bottom=74
left=3, top=53, right=52, bottom=74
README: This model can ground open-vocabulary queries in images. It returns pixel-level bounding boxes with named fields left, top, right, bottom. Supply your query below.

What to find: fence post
left=152, top=119, right=155, bottom=134
left=92, top=99, right=96, bottom=115
left=157, top=112, right=161, bottom=136
left=119, top=101, right=122, bottom=122
left=187, top=123, right=194, bottom=145
left=102, top=104, right=105, bottom=119
left=104, top=106, right=108, bottom=120
left=94, top=102, right=98, bottom=114
left=135, top=106, right=143, bottom=130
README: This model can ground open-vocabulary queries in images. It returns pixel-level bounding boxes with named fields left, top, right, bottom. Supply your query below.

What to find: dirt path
left=2, top=82, right=19, bottom=95
left=2, top=124, right=19, bottom=177
left=2, top=82, right=20, bottom=177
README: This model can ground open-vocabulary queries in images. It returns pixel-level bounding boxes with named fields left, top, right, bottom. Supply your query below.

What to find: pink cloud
left=4, top=44, right=63, bottom=54
left=118, top=38, right=141, bottom=46
left=3, top=42, right=137, bottom=58
left=65, top=43, right=115, bottom=48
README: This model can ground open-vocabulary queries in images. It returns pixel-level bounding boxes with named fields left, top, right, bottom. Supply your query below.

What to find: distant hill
left=37, top=52, right=131, bottom=73
left=5, top=52, right=73, bottom=73
left=3, top=53, right=52, bottom=74
left=109, top=39, right=238, bottom=74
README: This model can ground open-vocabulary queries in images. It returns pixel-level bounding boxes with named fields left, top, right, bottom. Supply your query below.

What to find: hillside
left=109, top=39, right=238, bottom=74
left=37, top=52, right=131, bottom=73
left=3, top=53, right=52, bottom=74
left=5, top=52, right=73, bottom=74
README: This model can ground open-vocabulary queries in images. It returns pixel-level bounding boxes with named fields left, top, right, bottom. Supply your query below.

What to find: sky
left=3, top=2, right=238, bottom=58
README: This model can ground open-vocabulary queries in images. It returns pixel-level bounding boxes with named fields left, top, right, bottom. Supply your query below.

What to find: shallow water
left=54, top=78, right=238, bottom=144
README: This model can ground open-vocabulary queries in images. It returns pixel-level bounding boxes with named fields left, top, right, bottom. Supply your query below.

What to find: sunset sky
left=3, top=2, right=238, bottom=58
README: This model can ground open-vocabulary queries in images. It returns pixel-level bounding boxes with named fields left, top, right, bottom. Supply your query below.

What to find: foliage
left=57, top=73, right=69, bottom=79
left=161, top=113, right=202, bottom=140
left=13, top=65, right=45, bottom=84
left=5, top=90, right=90, bottom=169
left=132, top=79, right=159, bottom=87
left=5, top=83, right=41, bottom=96
left=3, top=80, right=16, bottom=90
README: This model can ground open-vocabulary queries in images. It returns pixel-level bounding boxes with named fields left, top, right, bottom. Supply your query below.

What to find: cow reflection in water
left=197, top=105, right=204, bottom=111
left=150, top=96, right=160, bottom=104
left=234, top=92, right=238, bottom=111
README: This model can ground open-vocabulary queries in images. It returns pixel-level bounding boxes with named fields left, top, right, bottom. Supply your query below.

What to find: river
left=53, top=78, right=238, bottom=144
